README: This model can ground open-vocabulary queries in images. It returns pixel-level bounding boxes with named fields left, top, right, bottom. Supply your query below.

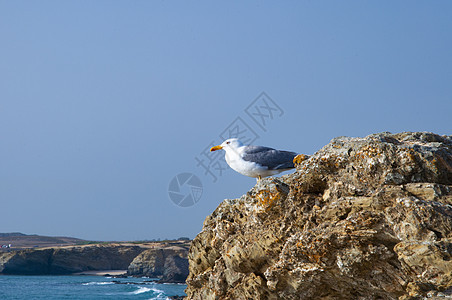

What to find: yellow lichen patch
left=407, top=148, right=417, bottom=160
left=309, top=254, right=324, bottom=264
left=256, top=190, right=281, bottom=211
left=422, top=153, right=440, bottom=174
left=399, top=148, right=442, bottom=174
left=293, top=154, right=308, bottom=166
left=355, top=145, right=383, bottom=159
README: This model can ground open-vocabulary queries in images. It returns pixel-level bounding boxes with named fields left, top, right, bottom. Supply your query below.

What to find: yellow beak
left=210, top=145, right=223, bottom=152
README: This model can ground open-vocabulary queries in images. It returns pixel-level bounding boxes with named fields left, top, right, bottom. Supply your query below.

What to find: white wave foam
left=82, top=281, right=114, bottom=286
left=130, top=286, right=152, bottom=294
left=147, top=297, right=170, bottom=300
left=150, top=287, right=170, bottom=300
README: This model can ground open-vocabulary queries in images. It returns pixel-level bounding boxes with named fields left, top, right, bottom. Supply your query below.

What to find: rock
left=127, top=247, right=189, bottom=283
left=185, top=132, right=452, bottom=299
left=0, top=249, right=54, bottom=274
left=0, top=244, right=144, bottom=275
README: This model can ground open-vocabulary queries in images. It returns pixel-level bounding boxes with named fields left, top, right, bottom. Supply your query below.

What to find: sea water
left=0, top=275, right=186, bottom=299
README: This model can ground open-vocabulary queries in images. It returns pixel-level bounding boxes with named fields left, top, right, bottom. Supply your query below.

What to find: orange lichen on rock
left=256, top=189, right=281, bottom=210
left=293, top=154, right=308, bottom=166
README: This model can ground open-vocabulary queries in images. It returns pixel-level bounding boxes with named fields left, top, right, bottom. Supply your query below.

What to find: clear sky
left=1, top=1, right=451, bottom=241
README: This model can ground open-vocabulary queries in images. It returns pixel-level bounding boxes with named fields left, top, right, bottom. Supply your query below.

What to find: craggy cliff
left=0, top=244, right=144, bottom=275
left=0, top=241, right=190, bottom=283
left=128, top=246, right=189, bottom=283
left=186, top=132, right=452, bottom=299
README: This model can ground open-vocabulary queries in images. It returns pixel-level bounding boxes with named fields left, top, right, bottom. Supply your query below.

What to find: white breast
left=224, top=147, right=280, bottom=178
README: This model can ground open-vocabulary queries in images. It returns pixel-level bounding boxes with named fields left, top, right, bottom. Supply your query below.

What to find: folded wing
left=242, top=146, right=298, bottom=170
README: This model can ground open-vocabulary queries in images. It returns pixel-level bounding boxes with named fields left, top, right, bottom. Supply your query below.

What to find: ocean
left=0, top=275, right=186, bottom=299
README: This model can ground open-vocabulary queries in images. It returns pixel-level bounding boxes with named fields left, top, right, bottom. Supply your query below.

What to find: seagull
left=210, top=138, right=298, bottom=181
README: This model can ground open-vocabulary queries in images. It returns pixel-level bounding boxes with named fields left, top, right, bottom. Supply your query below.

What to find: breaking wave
left=82, top=281, right=114, bottom=286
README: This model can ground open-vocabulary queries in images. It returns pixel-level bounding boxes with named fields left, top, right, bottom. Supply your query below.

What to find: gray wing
left=242, top=146, right=297, bottom=170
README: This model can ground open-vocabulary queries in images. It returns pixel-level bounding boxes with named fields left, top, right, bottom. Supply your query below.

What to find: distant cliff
left=0, top=241, right=190, bottom=283
left=186, top=132, right=452, bottom=299
left=0, top=244, right=144, bottom=275
left=128, top=245, right=189, bottom=283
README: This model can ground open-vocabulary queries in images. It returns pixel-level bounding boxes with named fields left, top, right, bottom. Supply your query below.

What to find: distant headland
left=0, top=232, right=190, bottom=283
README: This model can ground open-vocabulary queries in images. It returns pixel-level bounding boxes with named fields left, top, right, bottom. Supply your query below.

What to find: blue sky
left=1, top=1, right=451, bottom=241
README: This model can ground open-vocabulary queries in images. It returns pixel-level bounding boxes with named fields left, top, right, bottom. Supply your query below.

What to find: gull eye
left=226, top=141, right=230, bottom=144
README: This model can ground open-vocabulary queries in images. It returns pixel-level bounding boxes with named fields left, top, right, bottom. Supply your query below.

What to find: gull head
left=210, top=138, right=244, bottom=152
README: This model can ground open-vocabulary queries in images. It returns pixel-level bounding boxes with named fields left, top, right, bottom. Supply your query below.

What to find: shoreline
left=72, top=270, right=127, bottom=276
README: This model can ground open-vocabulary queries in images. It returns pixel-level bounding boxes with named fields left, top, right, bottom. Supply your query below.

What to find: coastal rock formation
left=0, top=244, right=144, bottom=275
left=186, top=132, right=452, bottom=299
left=0, top=241, right=191, bottom=282
left=128, top=246, right=189, bottom=283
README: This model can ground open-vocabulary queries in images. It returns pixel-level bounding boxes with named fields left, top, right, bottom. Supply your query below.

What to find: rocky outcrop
left=186, top=132, right=452, bottom=299
left=128, top=246, right=189, bottom=283
left=0, top=244, right=144, bottom=275
left=0, top=241, right=191, bottom=282
left=0, top=248, right=54, bottom=274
